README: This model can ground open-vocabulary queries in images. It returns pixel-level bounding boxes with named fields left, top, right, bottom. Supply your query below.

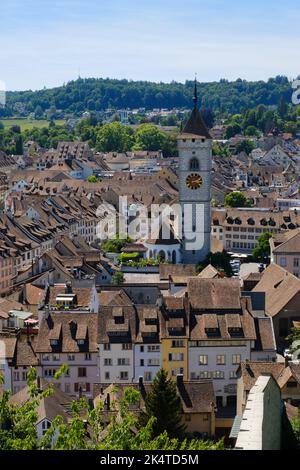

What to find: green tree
left=224, top=123, right=241, bottom=139
left=102, top=234, right=133, bottom=254
left=96, top=122, right=133, bottom=152
left=14, top=134, right=23, bottom=154
left=87, top=175, right=98, bottom=183
left=235, top=139, right=255, bottom=155
left=0, top=369, right=225, bottom=450
left=285, top=327, right=300, bottom=353
left=284, top=121, right=298, bottom=136
left=140, top=369, right=186, bottom=439
left=252, top=232, right=272, bottom=261
left=133, top=124, right=167, bottom=152
left=34, top=105, right=44, bottom=119
left=196, top=251, right=233, bottom=277
left=224, top=191, right=251, bottom=208
left=278, top=95, right=288, bottom=119
left=244, top=125, right=259, bottom=137
left=111, top=271, right=125, bottom=286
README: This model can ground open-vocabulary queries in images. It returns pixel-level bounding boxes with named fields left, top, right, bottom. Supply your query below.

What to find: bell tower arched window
left=190, top=158, right=199, bottom=171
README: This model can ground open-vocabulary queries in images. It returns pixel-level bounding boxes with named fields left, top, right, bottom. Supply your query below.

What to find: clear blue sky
left=1, top=0, right=299, bottom=90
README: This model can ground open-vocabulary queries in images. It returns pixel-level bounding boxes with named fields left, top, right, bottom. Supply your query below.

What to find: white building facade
left=134, top=343, right=161, bottom=382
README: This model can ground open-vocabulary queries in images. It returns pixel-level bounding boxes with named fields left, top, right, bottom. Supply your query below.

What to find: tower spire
left=193, top=74, right=198, bottom=109
left=181, top=74, right=211, bottom=139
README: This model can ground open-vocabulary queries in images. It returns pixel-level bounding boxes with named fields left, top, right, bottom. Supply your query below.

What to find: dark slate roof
left=182, top=107, right=211, bottom=139
left=241, top=291, right=265, bottom=312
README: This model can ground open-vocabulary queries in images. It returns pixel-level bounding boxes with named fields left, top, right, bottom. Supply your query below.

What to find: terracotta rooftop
left=159, top=264, right=196, bottom=280
left=36, top=312, right=98, bottom=353
left=253, top=264, right=300, bottom=317
left=187, top=278, right=241, bottom=310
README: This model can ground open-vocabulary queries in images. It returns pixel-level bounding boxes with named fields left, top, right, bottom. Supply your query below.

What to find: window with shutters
left=216, top=355, right=226, bottom=365
left=199, top=355, right=208, bottom=365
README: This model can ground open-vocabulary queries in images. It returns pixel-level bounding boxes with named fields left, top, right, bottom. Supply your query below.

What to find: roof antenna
left=193, top=73, right=198, bottom=110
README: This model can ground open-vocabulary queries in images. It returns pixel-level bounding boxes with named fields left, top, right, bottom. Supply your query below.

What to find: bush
left=118, top=252, right=140, bottom=263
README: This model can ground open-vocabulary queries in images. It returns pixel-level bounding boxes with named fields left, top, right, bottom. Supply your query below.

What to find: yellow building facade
left=161, top=338, right=189, bottom=381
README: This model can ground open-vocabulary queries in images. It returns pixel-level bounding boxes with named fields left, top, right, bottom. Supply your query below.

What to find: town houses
left=0, top=89, right=300, bottom=446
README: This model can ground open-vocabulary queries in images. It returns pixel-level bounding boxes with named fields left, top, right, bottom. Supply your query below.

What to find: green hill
left=1, top=75, right=294, bottom=117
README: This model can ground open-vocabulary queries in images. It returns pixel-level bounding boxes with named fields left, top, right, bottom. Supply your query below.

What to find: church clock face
left=186, top=173, right=203, bottom=190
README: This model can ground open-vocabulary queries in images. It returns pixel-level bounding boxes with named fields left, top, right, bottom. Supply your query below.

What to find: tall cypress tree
left=140, top=369, right=186, bottom=439
left=15, top=134, right=23, bottom=155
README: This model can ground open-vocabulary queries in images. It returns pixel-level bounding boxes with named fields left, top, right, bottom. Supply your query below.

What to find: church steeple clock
left=178, top=80, right=212, bottom=264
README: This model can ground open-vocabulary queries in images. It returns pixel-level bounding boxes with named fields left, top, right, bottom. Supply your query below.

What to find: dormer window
left=190, top=158, right=199, bottom=171
left=228, top=327, right=244, bottom=338
left=50, top=339, right=59, bottom=346
left=205, top=328, right=220, bottom=338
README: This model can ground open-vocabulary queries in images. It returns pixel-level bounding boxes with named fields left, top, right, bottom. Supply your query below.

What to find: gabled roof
left=10, top=379, right=72, bottom=424
left=98, top=305, right=137, bottom=343
left=14, top=336, right=38, bottom=366
left=99, top=290, right=133, bottom=307
left=36, top=312, right=98, bottom=353
left=197, top=264, right=219, bottom=279
left=253, top=264, right=300, bottom=317
left=271, top=228, right=300, bottom=254
left=188, top=278, right=241, bottom=310
left=24, top=284, right=45, bottom=306
left=0, top=336, right=17, bottom=359
left=238, top=361, right=286, bottom=392
left=254, top=317, right=276, bottom=351
left=239, top=362, right=300, bottom=393
left=94, top=379, right=215, bottom=415
left=159, top=264, right=196, bottom=280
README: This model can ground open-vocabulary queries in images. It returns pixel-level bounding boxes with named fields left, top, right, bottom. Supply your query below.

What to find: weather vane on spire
left=193, top=73, right=198, bottom=109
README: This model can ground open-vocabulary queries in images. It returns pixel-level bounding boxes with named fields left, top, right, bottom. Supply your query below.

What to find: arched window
left=158, top=250, right=166, bottom=262
left=190, top=158, right=199, bottom=171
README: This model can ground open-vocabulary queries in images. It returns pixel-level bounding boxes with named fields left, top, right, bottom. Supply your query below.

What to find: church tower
left=178, top=81, right=212, bottom=264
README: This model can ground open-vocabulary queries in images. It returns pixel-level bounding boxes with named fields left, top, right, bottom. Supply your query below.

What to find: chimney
left=45, top=305, right=50, bottom=320
left=26, top=321, right=30, bottom=344
left=176, top=374, right=184, bottom=387
left=65, top=281, right=72, bottom=294
left=69, top=320, right=77, bottom=338
left=285, top=356, right=289, bottom=368
left=156, top=294, right=163, bottom=309
left=138, top=376, right=143, bottom=388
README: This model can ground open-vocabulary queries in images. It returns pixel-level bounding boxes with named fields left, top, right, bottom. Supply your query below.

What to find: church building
left=178, top=82, right=213, bottom=264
